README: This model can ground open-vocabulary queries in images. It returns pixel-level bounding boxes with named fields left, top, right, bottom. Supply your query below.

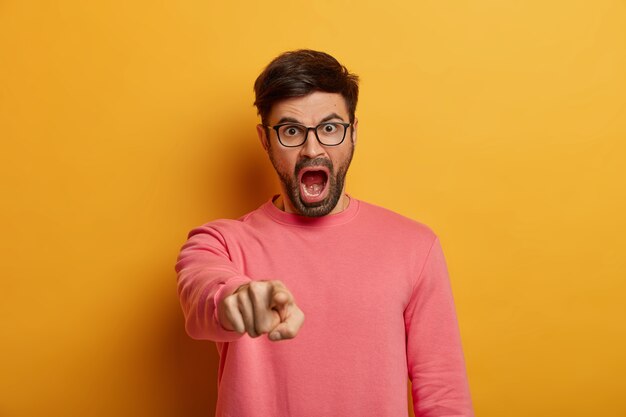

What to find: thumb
left=268, top=305, right=305, bottom=341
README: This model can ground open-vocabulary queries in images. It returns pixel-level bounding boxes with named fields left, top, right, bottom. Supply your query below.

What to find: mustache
left=294, top=158, right=333, bottom=175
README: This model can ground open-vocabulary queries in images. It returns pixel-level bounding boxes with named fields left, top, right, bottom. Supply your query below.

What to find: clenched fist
left=218, top=280, right=305, bottom=341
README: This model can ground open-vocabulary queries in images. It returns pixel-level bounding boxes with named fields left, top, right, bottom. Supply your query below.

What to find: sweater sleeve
left=404, top=237, right=474, bottom=417
left=175, top=224, right=251, bottom=342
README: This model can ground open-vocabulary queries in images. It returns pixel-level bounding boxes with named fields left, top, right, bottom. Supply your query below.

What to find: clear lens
left=316, top=123, right=344, bottom=145
left=277, top=124, right=306, bottom=146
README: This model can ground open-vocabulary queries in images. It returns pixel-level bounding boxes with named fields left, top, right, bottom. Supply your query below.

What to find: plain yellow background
left=1, top=1, right=625, bottom=416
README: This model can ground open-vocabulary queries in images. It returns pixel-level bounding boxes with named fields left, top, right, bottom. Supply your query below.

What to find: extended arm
left=175, top=224, right=304, bottom=342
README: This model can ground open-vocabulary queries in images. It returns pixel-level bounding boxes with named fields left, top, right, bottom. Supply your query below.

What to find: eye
left=320, top=123, right=339, bottom=134
left=281, top=125, right=304, bottom=137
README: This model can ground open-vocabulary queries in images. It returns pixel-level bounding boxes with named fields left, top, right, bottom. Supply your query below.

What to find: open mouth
left=298, top=167, right=330, bottom=204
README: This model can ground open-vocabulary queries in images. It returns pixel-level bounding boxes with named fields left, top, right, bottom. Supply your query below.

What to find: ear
left=257, top=124, right=270, bottom=152
left=350, top=118, right=358, bottom=145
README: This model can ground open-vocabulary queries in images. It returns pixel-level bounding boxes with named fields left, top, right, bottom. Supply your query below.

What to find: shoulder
left=355, top=199, right=437, bottom=241
left=186, top=203, right=270, bottom=239
left=353, top=199, right=443, bottom=281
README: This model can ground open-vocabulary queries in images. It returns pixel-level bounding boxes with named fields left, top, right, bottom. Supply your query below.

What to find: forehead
left=268, top=91, right=349, bottom=124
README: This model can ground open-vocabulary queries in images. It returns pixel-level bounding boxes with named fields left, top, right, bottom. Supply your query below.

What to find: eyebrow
left=276, top=113, right=345, bottom=125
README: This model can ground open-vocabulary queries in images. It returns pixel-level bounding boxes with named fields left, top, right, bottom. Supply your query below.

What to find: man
left=176, top=49, right=474, bottom=417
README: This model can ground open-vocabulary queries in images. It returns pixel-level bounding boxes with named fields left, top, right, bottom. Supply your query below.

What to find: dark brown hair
left=253, top=49, right=359, bottom=124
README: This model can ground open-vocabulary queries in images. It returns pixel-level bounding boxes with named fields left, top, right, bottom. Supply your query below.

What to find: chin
left=292, top=191, right=342, bottom=217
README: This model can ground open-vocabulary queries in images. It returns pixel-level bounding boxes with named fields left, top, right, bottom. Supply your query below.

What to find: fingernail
left=270, top=332, right=281, bottom=341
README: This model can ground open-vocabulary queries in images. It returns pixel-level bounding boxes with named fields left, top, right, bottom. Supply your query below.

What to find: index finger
left=269, top=282, right=295, bottom=315
left=272, top=287, right=292, bottom=307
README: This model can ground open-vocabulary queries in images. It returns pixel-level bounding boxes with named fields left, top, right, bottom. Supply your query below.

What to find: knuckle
left=247, top=281, right=261, bottom=299
left=223, top=296, right=237, bottom=309
left=236, top=290, right=248, bottom=304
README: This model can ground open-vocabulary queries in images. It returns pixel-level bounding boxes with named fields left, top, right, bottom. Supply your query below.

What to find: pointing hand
left=218, top=280, right=305, bottom=341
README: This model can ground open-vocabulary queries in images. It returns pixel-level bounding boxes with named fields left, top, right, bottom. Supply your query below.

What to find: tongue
left=301, top=171, right=326, bottom=196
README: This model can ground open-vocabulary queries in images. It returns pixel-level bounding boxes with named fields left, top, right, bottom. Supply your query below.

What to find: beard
left=269, top=145, right=354, bottom=217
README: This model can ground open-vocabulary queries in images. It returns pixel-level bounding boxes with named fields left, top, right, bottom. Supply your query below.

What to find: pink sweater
left=176, top=198, right=473, bottom=417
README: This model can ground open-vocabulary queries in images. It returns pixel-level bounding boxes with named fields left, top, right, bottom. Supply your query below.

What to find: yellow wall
left=1, top=1, right=625, bottom=416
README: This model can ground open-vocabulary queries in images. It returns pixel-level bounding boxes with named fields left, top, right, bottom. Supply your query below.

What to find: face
left=257, top=91, right=358, bottom=217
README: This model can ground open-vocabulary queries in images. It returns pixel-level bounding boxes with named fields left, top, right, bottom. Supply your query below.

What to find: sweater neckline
left=262, top=195, right=360, bottom=227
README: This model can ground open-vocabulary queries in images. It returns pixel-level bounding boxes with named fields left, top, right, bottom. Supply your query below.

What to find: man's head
left=254, top=50, right=360, bottom=218
left=254, top=49, right=359, bottom=125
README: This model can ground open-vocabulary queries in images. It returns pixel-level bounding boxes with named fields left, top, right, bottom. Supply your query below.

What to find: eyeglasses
left=264, top=122, right=351, bottom=147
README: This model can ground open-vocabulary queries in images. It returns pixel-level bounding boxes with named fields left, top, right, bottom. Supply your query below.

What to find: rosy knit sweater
left=176, top=198, right=474, bottom=417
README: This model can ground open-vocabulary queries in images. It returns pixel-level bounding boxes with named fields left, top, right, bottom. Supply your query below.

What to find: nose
left=300, top=128, right=326, bottom=159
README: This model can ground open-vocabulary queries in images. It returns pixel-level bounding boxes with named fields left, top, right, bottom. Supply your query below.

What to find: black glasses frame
left=263, top=122, right=351, bottom=147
